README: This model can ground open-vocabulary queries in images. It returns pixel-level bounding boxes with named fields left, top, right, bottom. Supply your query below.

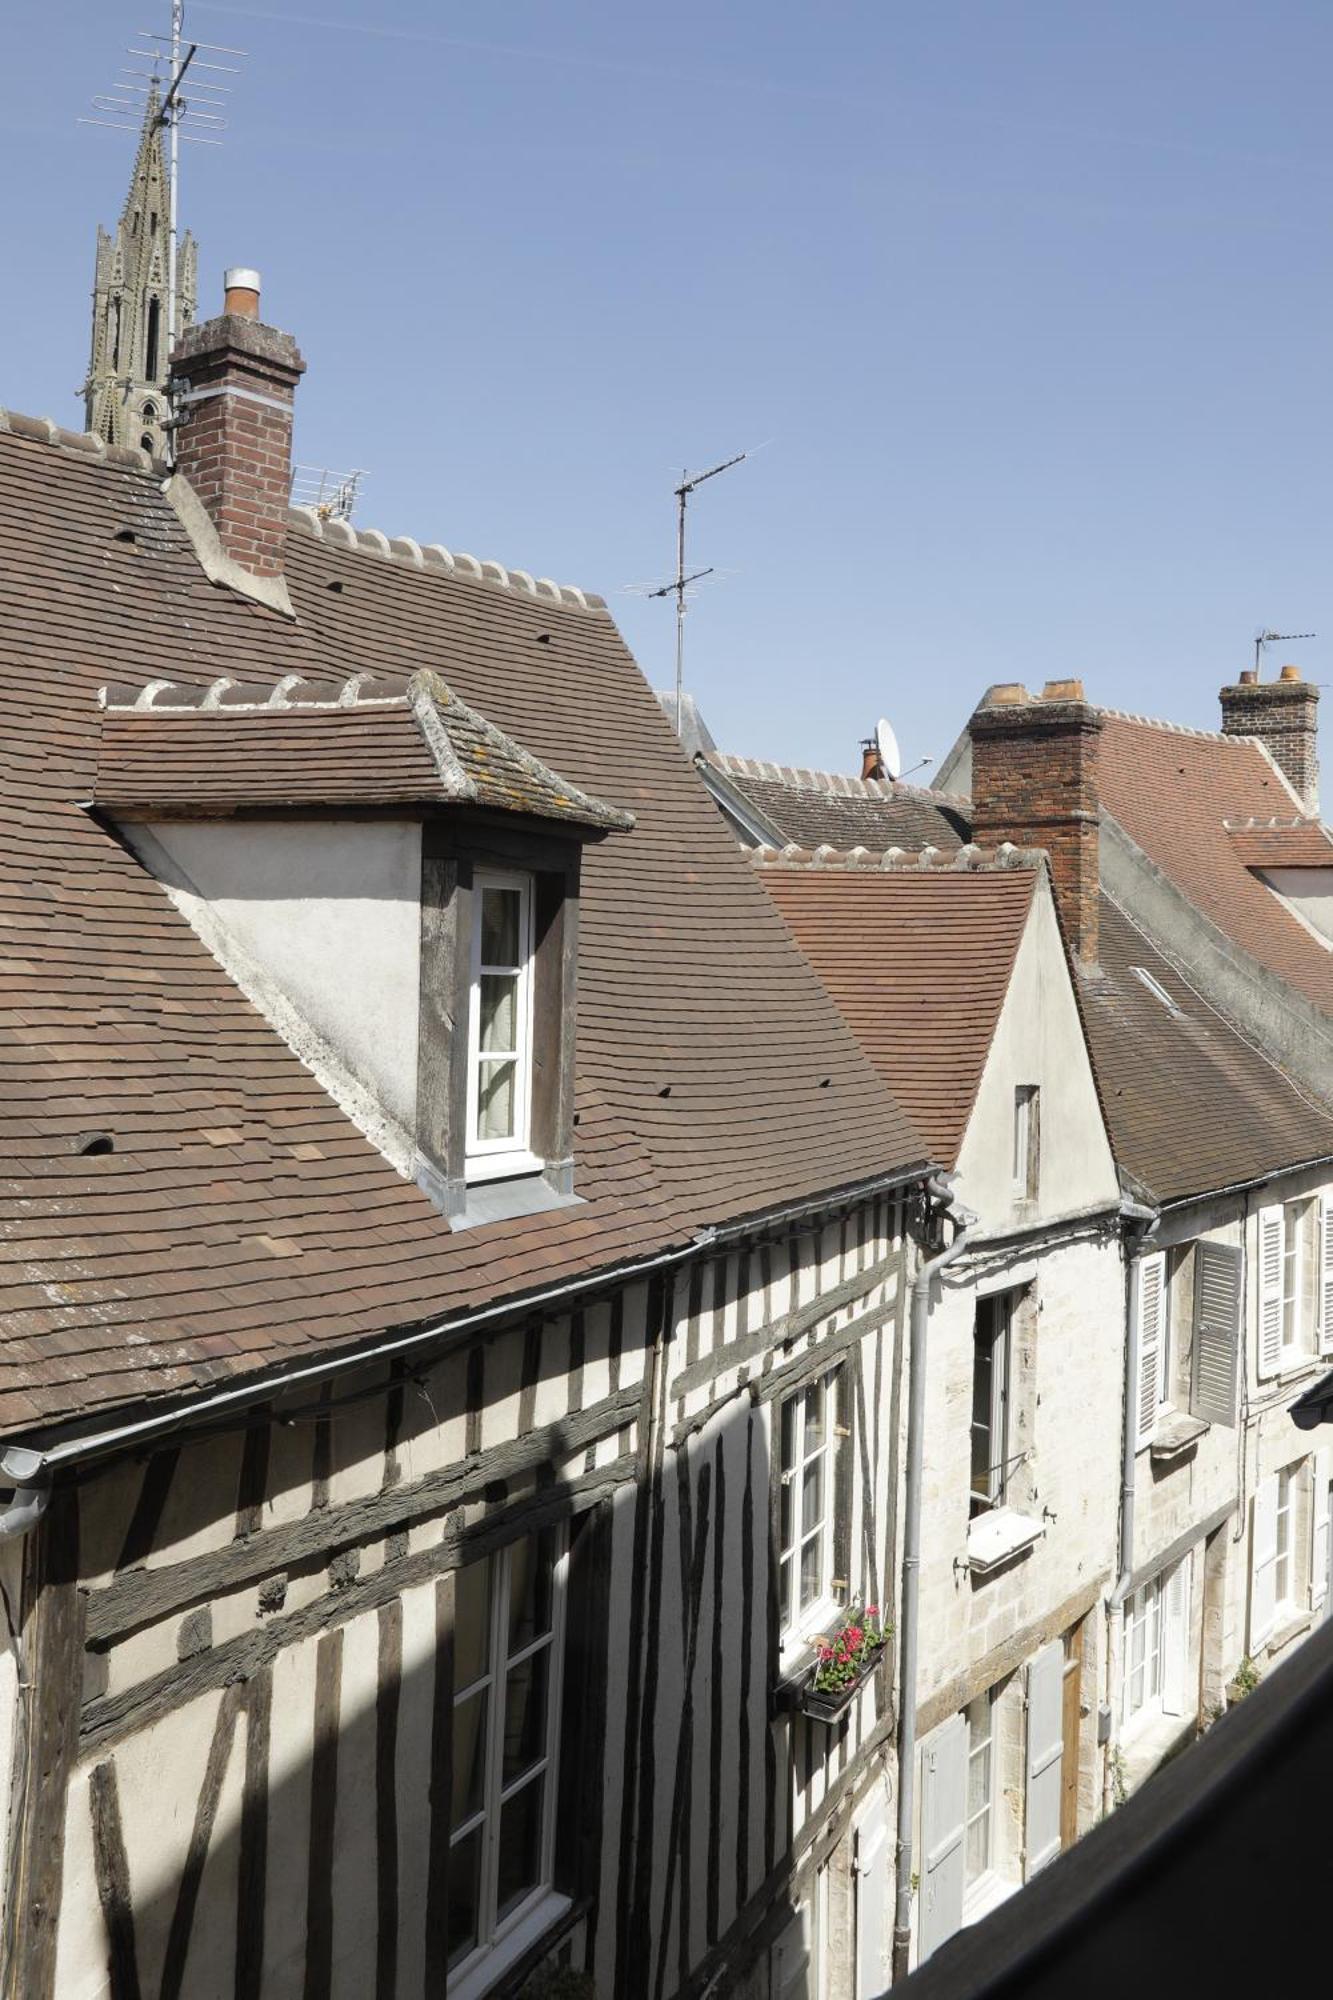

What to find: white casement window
left=1248, top=1470, right=1306, bottom=1650
left=1320, top=1198, right=1333, bottom=1357
left=1013, top=1086, right=1039, bottom=1201
left=466, top=871, right=537, bottom=1182
left=447, top=1527, right=569, bottom=1994
left=778, top=1365, right=845, bottom=1641
left=1132, top=1252, right=1167, bottom=1449
left=1122, top=1572, right=1164, bottom=1725
left=970, top=1292, right=1013, bottom=1517
left=1312, top=1451, right=1332, bottom=1618
left=963, top=1690, right=997, bottom=1896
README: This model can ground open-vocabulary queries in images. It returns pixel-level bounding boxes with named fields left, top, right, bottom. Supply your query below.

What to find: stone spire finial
left=83, top=86, right=197, bottom=458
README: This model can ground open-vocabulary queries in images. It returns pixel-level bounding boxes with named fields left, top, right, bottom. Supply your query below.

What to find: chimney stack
left=1219, top=665, right=1319, bottom=814
left=168, top=268, right=305, bottom=583
left=969, top=679, right=1105, bottom=965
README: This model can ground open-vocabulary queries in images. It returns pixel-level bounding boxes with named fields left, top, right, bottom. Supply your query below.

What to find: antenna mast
left=649, top=453, right=747, bottom=737
left=80, top=2, right=247, bottom=347
left=1254, top=628, right=1316, bottom=677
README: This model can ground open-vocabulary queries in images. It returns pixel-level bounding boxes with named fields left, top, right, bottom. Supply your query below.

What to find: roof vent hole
left=326, top=579, right=345, bottom=593
left=113, top=528, right=137, bottom=546
left=74, top=1131, right=115, bottom=1157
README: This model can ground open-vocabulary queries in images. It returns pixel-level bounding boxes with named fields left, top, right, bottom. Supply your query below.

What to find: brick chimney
left=969, top=679, right=1105, bottom=965
left=1219, top=665, right=1320, bottom=813
left=168, top=268, right=305, bottom=583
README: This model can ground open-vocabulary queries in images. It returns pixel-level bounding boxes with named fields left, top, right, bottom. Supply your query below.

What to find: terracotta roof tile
left=1224, top=820, right=1333, bottom=868
left=704, top=751, right=968, bottom=852
left=751, top=849, right=1038, bottom=1167
left=0, top=424, right=928, bottom=1437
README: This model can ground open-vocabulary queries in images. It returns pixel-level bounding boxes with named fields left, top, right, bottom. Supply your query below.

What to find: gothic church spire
left=84, top=84, right=198, bottom=456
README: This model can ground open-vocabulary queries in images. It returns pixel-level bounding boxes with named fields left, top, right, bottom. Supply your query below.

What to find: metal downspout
left=891, top=1176, right=979, bottom=1983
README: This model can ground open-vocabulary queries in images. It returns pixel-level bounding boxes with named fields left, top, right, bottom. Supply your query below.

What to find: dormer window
left=467, top=870, right=537, bottom=1180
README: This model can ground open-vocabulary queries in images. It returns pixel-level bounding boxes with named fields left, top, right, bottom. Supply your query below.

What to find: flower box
left=794, top=1603, right=889, bottom=1725
left=796, top=1640, right=886, bottom=1724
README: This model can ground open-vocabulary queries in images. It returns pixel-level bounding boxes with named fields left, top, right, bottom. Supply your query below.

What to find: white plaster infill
left=966, top=1507, right=1045, bottom=1576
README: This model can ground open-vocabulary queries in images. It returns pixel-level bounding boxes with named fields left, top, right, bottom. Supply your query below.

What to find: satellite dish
left=874, top=717, right=902, bottom=781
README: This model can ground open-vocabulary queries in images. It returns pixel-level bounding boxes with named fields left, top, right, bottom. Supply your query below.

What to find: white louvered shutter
left=1257, top=1206, right=1284, bottom=1380
left=1134, top=1252, right=1166, bottom=1448
left=854, top=1788, right=889, bottom=2000
left=918, top=1714, right=966, bottom=1964
left=1311, top=1450, right=1331, bottom=1615
left=1250, top=1475, right=1279, bottom=1651
left=1162, top=1557, right=1191, bottom=1716
left=1024, top=1640, right=1064, bottom=1877
left=1191, top=1242, right=1241, bottom=1427
left=1320, top=1200, right=1333, bottom=1357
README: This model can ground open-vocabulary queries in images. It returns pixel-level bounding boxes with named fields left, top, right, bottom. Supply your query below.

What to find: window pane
left=801, top=1452, right=824, bottom=1533
left=971, top=1328, right=993, bottom=1502
left=779, top=1475, right=793, bottom=1560
left=804, top=1377, right=826, bottom=1453
left=780, top=1396, right=797, bottom=1478
left=966, top=1814, right=990, bottom=1881
left=455, top=1558, right=492, bottom=1695
left=446, top=1825, right=484, bottom=1969
left=479, top=973, right=518, bottom=1054
left=496, top=1773, right=545, bottom=1921
left=477, top=1059, right=517, bottom=1142
left=800, top=1532, right=823, bottom=1609
left=503, top=1646, right=550, bottom=1787
left=451, top=1688, right=489, bottom=1831
left=506, top=1530, right=556, bottom=1656
left=481, top=886, right=521, bottom=967
left=779, top=1555, right=792, bottom=1629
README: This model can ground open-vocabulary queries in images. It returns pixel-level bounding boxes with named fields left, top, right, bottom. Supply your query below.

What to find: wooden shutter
left=1257, top=1206, right=1284, bottom=1380
left=1190, top=1242, right=1241, bottom=1427
left=1249, top=1474, right=1279, bottom=1651
left=918, top=1714, right=966, bottom=1963
left=1024, top=1641, right=1064, bottom=1877
left=1162, top=1557, right=1191, bottom=1717
left=1312, top=1450, right=1331, bottom=1615
left=854, top=1788, right=890, bottom=2000
left=1133, top=1252, right=1166, bottom=1449
left=1320, top=1200, right=1333, bottom=1358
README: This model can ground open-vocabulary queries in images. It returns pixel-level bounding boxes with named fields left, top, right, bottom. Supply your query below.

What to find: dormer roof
left=94, top=669, right=635, bottom=832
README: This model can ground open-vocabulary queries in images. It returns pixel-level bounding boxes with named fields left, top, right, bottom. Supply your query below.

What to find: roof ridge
left=0, top=408, right=606, bottom=615
left=1223, top=814, right=1327, bottom=832
left=0, top=404, right=161, bottom=476
left=747, top=840, right=1043, bottom=874
left=286, top=504, right=607, bottom=614
left=99, top=672, right=404, bottom=712
left=706, top=749, right=968, bottom=805
left=1099, top=706, right=1246, bottom=744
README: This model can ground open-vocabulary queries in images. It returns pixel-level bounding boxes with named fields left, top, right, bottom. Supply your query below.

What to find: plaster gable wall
left=1257, top=867, right=1333, bottom=946
left=145, top=818, right=423, bottom=1138
left=954, top=877, right=1118, bottom=1231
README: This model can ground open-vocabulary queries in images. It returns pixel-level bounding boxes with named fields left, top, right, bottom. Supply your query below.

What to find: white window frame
left=1013, top=1085, right=1039, bottom=1201
left=446, top=1528, right=570, bottom=1999
left=1282, top=1199, right=1306, bottom=1354
left=1275, top=1464, right=1298, bottom=1619
left=465, top=869, right=539, bottom=1183
left=971, top=1293, right=1013, bottom=1516
left=1122, top=1571, right=1163, bottom=1729
left=777, top=1363, right=845, bottom=1653
left=963, top=1689, right=997, bottom=1907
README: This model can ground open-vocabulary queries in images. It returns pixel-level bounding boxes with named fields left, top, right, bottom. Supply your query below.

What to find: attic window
left=465, top=871, right=538, bottom=1182
left=1131, top=965, right=1182, bottom=1017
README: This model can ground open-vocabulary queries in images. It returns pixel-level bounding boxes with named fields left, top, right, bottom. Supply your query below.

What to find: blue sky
left=4, top=2, right=1332, bottom=776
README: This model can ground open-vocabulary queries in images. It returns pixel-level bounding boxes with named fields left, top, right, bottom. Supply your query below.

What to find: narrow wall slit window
left=1013, top=1085, right=1039, bottom=1201
left=447, top=1526, right=568, bottom=1983
left=970, top=1294, right=1013, bottom=1518
left=778, top=1363, right=845, bottom=1637
left=466, top=870, right=536, bottom=1180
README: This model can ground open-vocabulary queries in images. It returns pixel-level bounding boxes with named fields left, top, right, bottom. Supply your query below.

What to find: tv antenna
left=649, top=452, right=748, bottom=737
left=289, top=464, right=367, bottom=524
left=80, top=2, right=248, bottom=348
left=1254, top=628, right=1315, bottom=676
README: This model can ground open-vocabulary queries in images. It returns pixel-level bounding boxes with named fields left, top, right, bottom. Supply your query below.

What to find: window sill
left=1118, top=1708, right=1195, bottom=1793
left=1149, top=1412, right=1209, bottom=1464
left=966, top=1508, right=1045, bottom=1576
left=448, top=1891, right=574, bottom=2000
left=1265, top=1607, right=1313, bottom=1660
left=963, top=1870, right=1019, bottom=1927
left=777, top=1598, right=846, bottom=1681
left=465, top=1148, right=546, bottom=1186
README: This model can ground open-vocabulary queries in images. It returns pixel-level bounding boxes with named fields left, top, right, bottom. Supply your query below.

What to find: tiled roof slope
left=1098, top=715, right=1333, bottom=1014
left=703, top=752, right=969, bottom=852
left=94, top=671, right=634, bottom=829
left=751, top=848, right=1038, bottom=1167
left=1077, top=898, right=1333, bottom=1203
left=1225, top=820, right=1333, bottom=868
left=0, top=424, right=928, bottom=1438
